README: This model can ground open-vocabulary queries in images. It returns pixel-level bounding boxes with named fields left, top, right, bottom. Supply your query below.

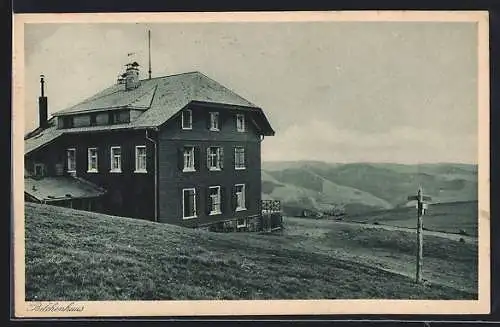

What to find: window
left=183, top=146, right=195, bottom=172
left=62, top=117, right=74, bottom=128
left=209, top=112, right=219, bottom=131
left=235, top=184, right=246, bottom=211
left=234, top=147, right=245, bottom=170
left=135, top=145, right=147, bottom=173
left=110, top=146, right=122, bottom=173
left=208, top=186, right=222, bottom=215
left=182, top=109, right=192, bottom=130
left=237, top=218, right=247, bottom=228
left=73, top=114, right=91, bottom=127
left=207, top=146, right=223, bottom=171
left=66, top=148, right=76, bottom=172
left=34, top=163, right=46, bottom=177
left=182, top=188, right=197, bottom=219
left=87, top=148, right=98, bottom=173
left=236, top=114, right=245, bottom=132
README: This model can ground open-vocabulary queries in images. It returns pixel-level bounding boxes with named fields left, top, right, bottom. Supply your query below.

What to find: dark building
left=24, top=63, right=275, bottom=230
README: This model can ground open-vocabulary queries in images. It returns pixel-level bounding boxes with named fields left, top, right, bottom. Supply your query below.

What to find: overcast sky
left=24, top=21, right=478, bottom=164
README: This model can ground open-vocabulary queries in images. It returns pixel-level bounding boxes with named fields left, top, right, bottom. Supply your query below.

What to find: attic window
left=182, top=110, right=192, bottom=130
left=209, top=112, right=219, bottom=131
left=236, top=114, right=245, bottom=132
left=63, top=117, right=74, bottom=129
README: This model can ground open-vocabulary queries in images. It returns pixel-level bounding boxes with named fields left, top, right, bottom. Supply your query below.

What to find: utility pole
left=148, top=30, right=152, bottom=80
left=407, top=186, right=431, bottom=284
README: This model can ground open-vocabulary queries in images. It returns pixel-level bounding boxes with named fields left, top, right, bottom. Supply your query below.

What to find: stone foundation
left=198, top=215, right=264, bottom=233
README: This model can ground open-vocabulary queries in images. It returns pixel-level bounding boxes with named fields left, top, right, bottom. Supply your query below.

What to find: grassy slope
left=342, top=201, right=478, bottom=237
left=262, top=169, right=391, bottom=214
left=25, top=203, right=476, bottom=301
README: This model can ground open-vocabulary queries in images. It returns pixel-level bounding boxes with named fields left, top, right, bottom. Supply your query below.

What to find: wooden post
left=416, top=187, right=423, bottom=284
left=408, top=186, right=431, bottom=284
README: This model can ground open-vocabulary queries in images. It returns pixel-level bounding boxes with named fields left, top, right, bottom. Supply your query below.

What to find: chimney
left=124, top=62, right=140, bottom=91
left=38, top=74, right=48, bottom=129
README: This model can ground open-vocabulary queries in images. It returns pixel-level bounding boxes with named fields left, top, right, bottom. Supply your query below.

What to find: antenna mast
left=148, top=30, right=152, bottom=79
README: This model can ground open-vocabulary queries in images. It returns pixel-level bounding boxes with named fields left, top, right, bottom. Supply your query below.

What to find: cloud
left=262, top=120, right=477, bottom=164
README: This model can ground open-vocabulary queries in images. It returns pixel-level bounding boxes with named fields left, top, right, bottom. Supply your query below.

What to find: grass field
left=25, top=203, right=477, bottom=301
left=342, top=201, right=478, bottom=236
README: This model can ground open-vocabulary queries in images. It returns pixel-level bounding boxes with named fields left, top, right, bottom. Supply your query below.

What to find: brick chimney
left=38, top=74, right=48, bottom=129
left=124, top=62, right=140, bottom=91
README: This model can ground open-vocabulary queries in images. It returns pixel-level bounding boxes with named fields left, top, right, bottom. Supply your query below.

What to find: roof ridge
left=195, top=72, right=258, bottom=108
left=138, top=71, right=200, bottom=82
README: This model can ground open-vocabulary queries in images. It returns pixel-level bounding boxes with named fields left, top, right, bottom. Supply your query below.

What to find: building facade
left=24, top=64, right=275, bottom=230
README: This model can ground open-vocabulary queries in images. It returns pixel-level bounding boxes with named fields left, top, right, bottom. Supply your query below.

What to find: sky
left=23, top=21, right=479, bottom=164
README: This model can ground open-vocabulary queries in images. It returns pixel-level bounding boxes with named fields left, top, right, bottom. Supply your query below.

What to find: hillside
left=262, top=161, right=477, bottom=216
left=343, top=201, right=478, bottom=237
left=25, top=203, right=476, bottom=300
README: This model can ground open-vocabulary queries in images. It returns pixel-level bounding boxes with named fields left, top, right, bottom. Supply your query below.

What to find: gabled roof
left=24, top=118, right=63, bottom=155
left=25, top=71, right=275, bottom=155
left=53, top=71, right=258, bottom=126
left=25, top=176, right=107, bottom=202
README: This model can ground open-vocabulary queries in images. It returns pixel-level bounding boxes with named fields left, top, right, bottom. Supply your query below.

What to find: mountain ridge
left=261, top=161, right=478, bottom=216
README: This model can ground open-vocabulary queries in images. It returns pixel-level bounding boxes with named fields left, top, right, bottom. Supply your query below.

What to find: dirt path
left=333, top=220, right=478, bottom=244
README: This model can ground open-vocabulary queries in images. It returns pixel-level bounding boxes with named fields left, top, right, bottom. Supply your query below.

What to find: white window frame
left=182, top=187, right=197, bottom=219
left=183, top=146, right=196, bottom=172
left=234, top=147, right=246, bottom=170
left=208, top=146, right=222, bottom=171
left=209, top=112, right=219, bottom=131
left=135, top=145, right=147, bottom=173
left=182, top=109, right=193, bottom=130
left=235, top=183, right=246, bottom=211
left=236, top=114, right=245, bottom=132
left=208, top=186, right=222, bottom=215
left=87, top=147, right=98, bottom=173
left=66, top=148, right=76, bottom=173
left=110, top=146, right=122, bottom=173
left=237, top=218, right=247, bottom=228
left=34, top=163, right=46, bottom=177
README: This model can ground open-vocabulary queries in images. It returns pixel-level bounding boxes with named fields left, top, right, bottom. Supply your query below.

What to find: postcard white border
left=12, top=10, right=490, bottom=317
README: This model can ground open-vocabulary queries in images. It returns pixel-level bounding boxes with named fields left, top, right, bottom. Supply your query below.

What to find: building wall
left=157, top=103, right=263, bottom=227
left=25, top=130, right=156, bottom=220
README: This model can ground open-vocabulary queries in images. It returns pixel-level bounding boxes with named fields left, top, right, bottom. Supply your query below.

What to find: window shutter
left=219, top=147, right=224, bottom=169
left=244, top=147, right=248, bottom=168
left=245, top=184, right=250, bottom=210
left=194, top=147, right=200, bottom=170
left=207, top=112, right=212, bottom=130
left=232, top=185, right=237, bottom=211
left=193, top=189, right=198, bottom=217
left=178, top=147, right=184, bottom=171
left=206, top=147, right=211, bottom=170
left=220, top=186, right=225, bottom=214
left=231, top=147, right=236, bottom=169
left=206, top=188, right=212, bottom=215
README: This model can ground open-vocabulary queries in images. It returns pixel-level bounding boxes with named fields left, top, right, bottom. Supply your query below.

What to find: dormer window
left=209, top=112, right=219, bottom=131
left=182, top=109, right=193, bottom=130
left=236, top=114, right=245, bottom=132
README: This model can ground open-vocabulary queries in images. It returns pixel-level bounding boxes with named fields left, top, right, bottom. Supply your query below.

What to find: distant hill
left=262, top=161, right=478, bottom=216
